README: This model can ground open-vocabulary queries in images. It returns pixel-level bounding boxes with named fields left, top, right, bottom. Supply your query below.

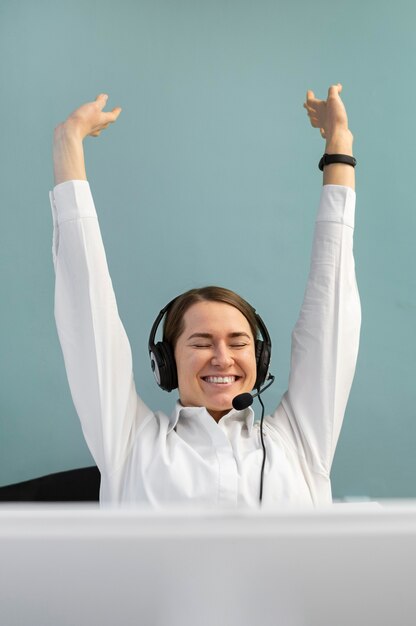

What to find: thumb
left=327, top=83, right=342, bottom=99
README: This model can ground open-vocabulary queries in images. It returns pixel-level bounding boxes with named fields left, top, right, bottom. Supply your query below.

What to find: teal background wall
left=1, top=0, right=415, bottom=498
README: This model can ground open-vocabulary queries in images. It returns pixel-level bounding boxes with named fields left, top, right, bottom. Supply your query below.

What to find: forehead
left=182, top=301, right=252, bottom=335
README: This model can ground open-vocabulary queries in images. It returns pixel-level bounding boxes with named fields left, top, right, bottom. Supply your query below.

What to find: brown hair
left=163, top=286, right=259, bottom=348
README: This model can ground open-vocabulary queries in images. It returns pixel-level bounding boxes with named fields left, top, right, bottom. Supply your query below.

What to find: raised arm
left=51, top=96, right=151, bottom=480
left=270, top=85, right=360, bottom=485
left=53, top=93, right=121, bottom=184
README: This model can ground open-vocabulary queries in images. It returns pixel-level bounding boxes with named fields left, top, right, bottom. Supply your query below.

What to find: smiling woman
left=150, top=285, right=268, bottom=415
left=50, top=85, right=360, bottom=507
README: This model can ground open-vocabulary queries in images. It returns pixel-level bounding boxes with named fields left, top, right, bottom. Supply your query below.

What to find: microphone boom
left=232, top=374, right=275, bottom=411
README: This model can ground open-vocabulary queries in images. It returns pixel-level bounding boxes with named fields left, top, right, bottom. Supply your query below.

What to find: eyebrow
left=187, top=332, right=252, bottom=340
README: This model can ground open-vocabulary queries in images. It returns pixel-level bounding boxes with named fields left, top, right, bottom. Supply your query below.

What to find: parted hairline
left=163, top=286, right=259, bottom=349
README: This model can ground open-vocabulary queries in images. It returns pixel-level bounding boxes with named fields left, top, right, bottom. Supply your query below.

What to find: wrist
left=53, top=120, right=85, bottom=146
left=53, top=121, right=87, bottom=185
left=325, top=129, right=354, bottom=155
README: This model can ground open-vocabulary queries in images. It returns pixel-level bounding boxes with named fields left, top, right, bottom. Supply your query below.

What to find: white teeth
left=204, top=376, right=236, bottom=384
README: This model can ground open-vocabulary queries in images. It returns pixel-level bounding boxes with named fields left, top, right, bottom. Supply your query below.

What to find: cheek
left=175, top=353, right=207, bottom=405
left=244, top=351, right=257, bottom=384
left=175, top=349, right=202, bottom=382
left=251, top=359, right=258, bottom=381
left=242, top=346, right=256, bottom=366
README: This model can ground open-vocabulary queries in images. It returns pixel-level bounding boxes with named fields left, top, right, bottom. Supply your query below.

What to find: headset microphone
left=232, top=374, right=275, bottom=410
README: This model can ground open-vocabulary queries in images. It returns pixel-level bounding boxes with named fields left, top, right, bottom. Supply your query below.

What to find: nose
left=211, top=342, right=234, bottom=368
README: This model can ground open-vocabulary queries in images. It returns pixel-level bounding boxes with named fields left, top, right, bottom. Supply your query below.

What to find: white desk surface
left=1, top=502, right=415, bottom=626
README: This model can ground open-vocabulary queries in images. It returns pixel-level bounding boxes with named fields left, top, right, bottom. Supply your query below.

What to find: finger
left=306, top=89, right=315, bottom=103
left=109, top=106, right=122, bottom=121
left=99, top=110, right=122, bottom=128
left=95, top=93, right=109, bottom=110
left=306, top=111, right=319, bottom=125
left=306, top=90, right=319, bottom=108
left=310, top=118, right=321, bottom=128
left=304, top=100, right=315, bottom=111
left=305, top=90, right=325, bottom=110
left=305, top=105, right=318, bottom=116
left=90, top=117, right=116, bottom=136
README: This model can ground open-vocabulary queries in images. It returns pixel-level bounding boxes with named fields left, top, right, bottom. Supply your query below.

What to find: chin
left=205, top=395, right=234, bottom=414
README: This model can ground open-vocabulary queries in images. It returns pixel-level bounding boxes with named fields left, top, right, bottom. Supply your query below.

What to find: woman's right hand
left=53, top=94, right=122, bottom=185
left=58, top=93, right=122, bottom=140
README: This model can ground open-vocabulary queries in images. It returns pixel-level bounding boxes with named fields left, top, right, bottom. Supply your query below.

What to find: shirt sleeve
left=269, top=184, right=361, bottom=476
left=50, top=180, right=152, bottom=474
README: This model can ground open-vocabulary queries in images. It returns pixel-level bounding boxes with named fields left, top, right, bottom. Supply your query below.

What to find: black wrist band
left=318, top=153, right=357, bottom=171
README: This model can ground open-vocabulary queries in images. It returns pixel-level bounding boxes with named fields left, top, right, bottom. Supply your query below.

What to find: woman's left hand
left=303, top=83, right=351, bottom=146
left=304, top=83, right=355, bottom=189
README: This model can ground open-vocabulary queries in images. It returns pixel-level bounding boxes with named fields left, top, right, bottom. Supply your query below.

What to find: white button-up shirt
left=50, top=182, right=360, bottom=507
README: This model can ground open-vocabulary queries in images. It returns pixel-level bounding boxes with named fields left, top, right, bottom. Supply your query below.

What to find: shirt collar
left=168, top=400, right=255, bottom=435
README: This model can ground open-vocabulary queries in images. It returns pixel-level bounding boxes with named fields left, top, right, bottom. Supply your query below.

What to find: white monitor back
left=1, top=503, right=415, bottom=626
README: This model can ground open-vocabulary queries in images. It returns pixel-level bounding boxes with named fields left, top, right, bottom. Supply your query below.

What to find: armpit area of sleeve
left=317, top=184, right=356, bottom=228
left=50, top=180, right=97, bottom=224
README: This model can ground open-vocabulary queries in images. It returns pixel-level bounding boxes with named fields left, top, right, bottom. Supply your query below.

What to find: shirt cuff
left=317, top=184, right=356, bottom=229
left=49, top=180, right=97, bottom=226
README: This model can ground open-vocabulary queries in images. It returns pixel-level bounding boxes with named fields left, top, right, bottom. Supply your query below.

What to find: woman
left=50, top=84, right=360, bottom=507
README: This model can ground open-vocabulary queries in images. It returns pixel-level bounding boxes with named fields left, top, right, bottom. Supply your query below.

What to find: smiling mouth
left=201, top=376, right=241, bottom=384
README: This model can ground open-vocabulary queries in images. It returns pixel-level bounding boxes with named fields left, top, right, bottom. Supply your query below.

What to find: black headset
left=148, top=296, right=272, bottom=392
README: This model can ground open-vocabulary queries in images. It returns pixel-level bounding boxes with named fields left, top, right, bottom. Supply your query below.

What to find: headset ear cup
left=255, top=339, right=263, bottom=363
left=152, top=341, right=178, bottom=392
left=149, top=345, right=163, bottom=386
left=255, top=339, right=270, bottom=390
